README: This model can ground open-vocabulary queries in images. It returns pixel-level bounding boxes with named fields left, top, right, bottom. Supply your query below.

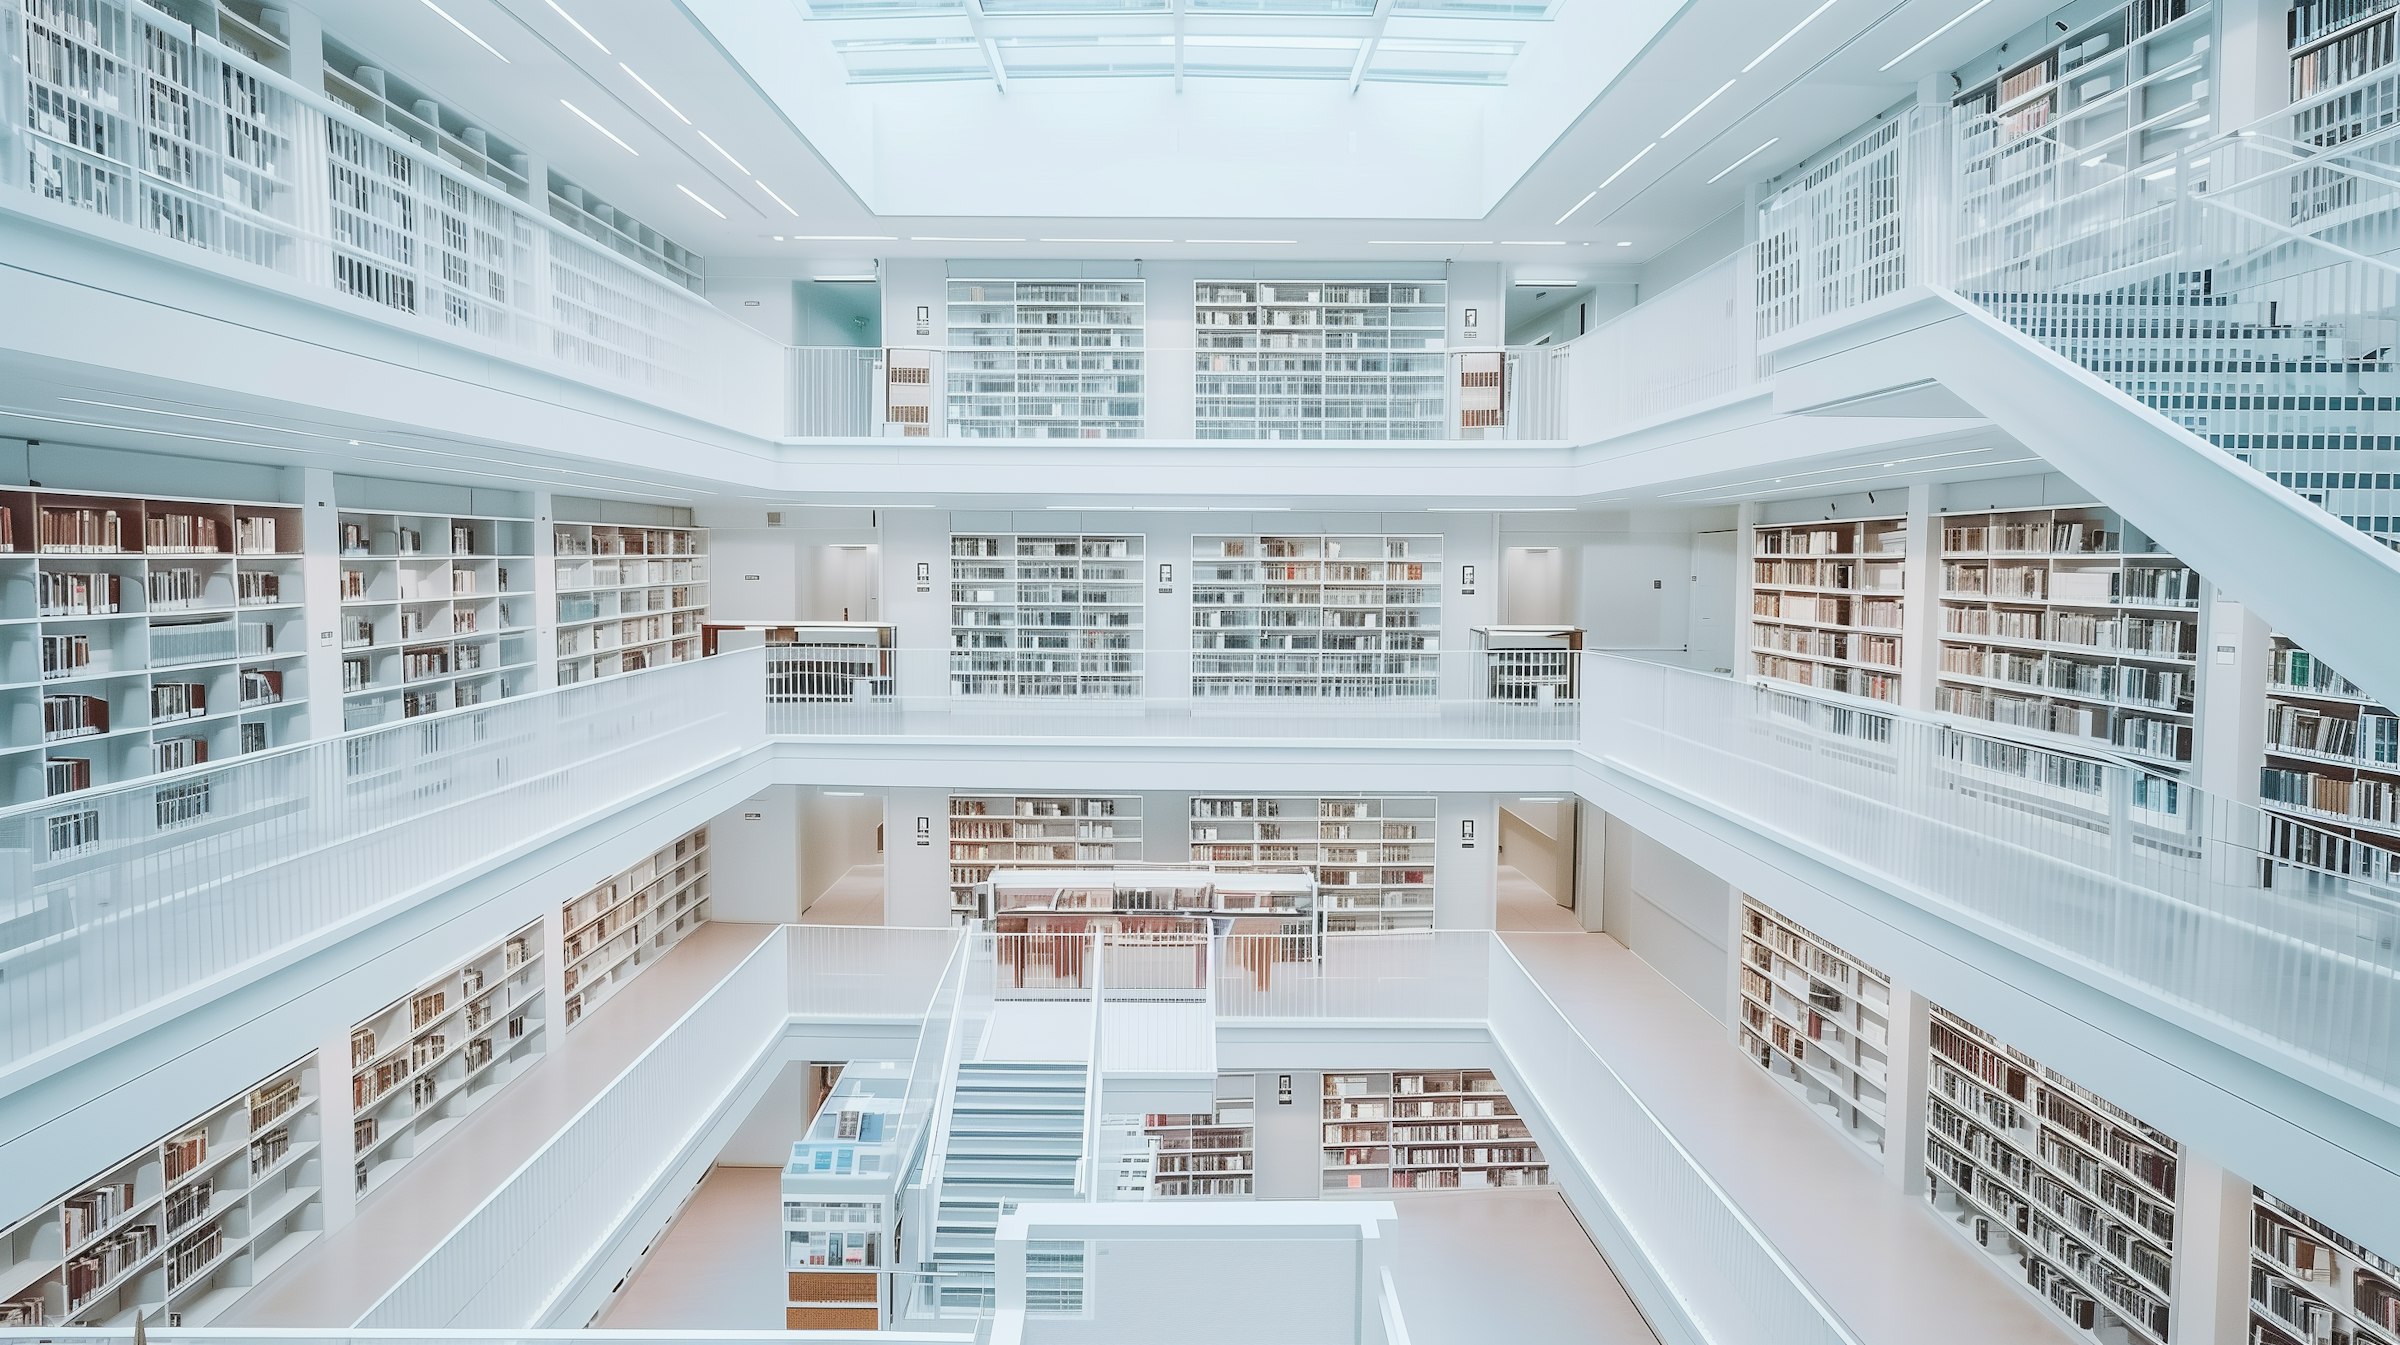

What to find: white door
left=1688, top=529, right=1737, bottom=672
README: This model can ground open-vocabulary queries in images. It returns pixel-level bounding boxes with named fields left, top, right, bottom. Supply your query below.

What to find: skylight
left=797, top=0, right=1553, bottom=86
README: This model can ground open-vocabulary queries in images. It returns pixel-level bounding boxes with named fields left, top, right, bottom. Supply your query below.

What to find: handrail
left=1079, top=930, right=1104, bottom=1204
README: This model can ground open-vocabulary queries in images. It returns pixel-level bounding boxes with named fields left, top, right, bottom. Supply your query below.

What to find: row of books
left=1755, top=558, right=1905, bottom=590
left=1753, top=592, right=1907, bottom=628
left=152, top=737, right=207, bottom=773
left=2262, top=768, right=2400, bottom=824
left=2268, top=705, right=2400, bottom=763
left=1941, top=520, right=2121, bottom=555
left=42, top=694, right=108, bottom=739
left=1756, top=625, right=1902, bottom=665
left=1943, top=605, right=2192, bottom=655
left=146, top=568, right=214, bottom=609
left=38, top=572, right=120, bottom=615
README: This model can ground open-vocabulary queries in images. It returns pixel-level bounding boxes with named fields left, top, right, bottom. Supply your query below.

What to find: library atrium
left=3, top=0, right=2400, bottom=1341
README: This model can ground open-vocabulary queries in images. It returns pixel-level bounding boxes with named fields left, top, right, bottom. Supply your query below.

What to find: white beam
left=1347, top=0, right=1395, bottom=93
left=1171, top=0, right=1186, bottom=92
left=960, top=0, right=1008, bottom=91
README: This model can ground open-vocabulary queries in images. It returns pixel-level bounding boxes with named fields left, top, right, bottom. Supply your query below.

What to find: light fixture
left=698, top=130, right=750, bottom=175
left=676, top=184, right=726, bottom=219
left=618, top=63, right=688, bottom=122
left=1185, top=239, right=1299, bottom=245
left=812, top=274, right=879, bottom=282
left=1707, top=137, right=1781, bottom=184
left=1500, top=240, right=1568, bottom=246
left=1561, top=144, right=1657, bottom=224
left=1039, top=237, right=1172, bottom=244
left=755, top=182, right=799, bottom=217
left=1616, top=240, right=1634, bottom=247
left=823, top=790, right=865, bottom=797
left=560, top=100, right=638, bottom=155
left=544, top=0, right=609, bottom=54
left=1554, top=191, right=1597, bottom=226
left=913, top=235, right=1027, bottom=242
left=1367, top=240, right=1493, bottom=246
left=1881, top=0, right=1993, bottom=71
left=787, top=235, right=898, bottom=241
left=1742, top=0, right=1837, bottom=72
left=417, top=0, right=506, bottom=62
left=1663, top=79, right=1735, bottom=137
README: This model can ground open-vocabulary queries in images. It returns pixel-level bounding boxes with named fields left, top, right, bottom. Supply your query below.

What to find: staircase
left=926, top=1059, right=1090, bottom=1310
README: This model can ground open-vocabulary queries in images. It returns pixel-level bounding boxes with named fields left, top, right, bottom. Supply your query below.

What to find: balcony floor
left=770, top=701, right=1580, bottom=744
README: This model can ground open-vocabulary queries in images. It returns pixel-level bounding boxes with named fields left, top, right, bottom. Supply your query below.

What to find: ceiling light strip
left=1553, top=190, right=1596, bottom=227
left=1742, top=0, right=1838, bottom=72
left=1881, top=0, right=1994, bottom=71
left=619, top=63, right=690, bottom=123
left=560, top=100, right=638, bottom=155
left=417, top=0, right=506, bottom=62
left=676, top=184, right=727, bottom=219
left=544, top=0, right=610, bottom=55
left=1707, top=136, right=1780, bottom=184
left=1662, top=79, right=1735, bottom=137
left=698, top=131, right=750, bottom=175
left=755, top=181, right=800, bottom=217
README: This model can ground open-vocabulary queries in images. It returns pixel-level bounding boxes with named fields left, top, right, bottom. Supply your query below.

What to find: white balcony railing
left=1585, top=653, right=2400, bottom=1102
left=0, top=647, right=767, bottom=1076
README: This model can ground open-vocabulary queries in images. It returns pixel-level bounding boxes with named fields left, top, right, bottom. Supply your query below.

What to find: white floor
left=1496, top=862, right=1583, bottom=933
left=598, top=1169, right=1658, bottom=1343
left=803, top=862, right=885, bottom=925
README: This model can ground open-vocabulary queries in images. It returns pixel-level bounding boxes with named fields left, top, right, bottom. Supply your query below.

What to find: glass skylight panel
left=802, top=0, right=968, bottom=15
left=1390, top=0, right=1557, bottom=15
left=993, top=33, right=1178, bottom=77
left=1187, top=0, right=1381, bottom=14
left=1365, top=35, right=1521, bottom=84
left=980, top=0, right=1170, bottom=11
left=833, top=35, right=989, bottom=80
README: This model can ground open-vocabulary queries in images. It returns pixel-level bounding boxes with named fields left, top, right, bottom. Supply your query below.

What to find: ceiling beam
left=1171, top=0, right=1186, bottom=92
left=1347, top=0, right=1395, bottom=93
left=960, top=0, right=1008, bottom=91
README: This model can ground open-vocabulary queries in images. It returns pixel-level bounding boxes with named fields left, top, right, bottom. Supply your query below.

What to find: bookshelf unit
left=1147, top=1074, right=1256, bottom=1198
left=553, top=521, right=710, bottom=685
left=560, top=825, right=712, bottom=1028
left=2250, top=1185, right=2400, bottom=1345
left=1190, top=533, right=1441, bottom=700
left=318, top=36, right=534, bottom=201
left=1191, top=280, right=1447, bottom=440
left=0, top=1055, right=320, bottom=1328
left=782, top=1066, right=909, bottom=1330
left=949, top=794, right=1145, bottom=921
left=1321, top=1070, right=1547, bottom=1194
left=949, top=534, right=1142, bottom=697
left=347, top=919, right=544, bottom=1200
left=2259, top=638, right=2400, bottom=882
left=1749, top=517, right=1907, bottom=705
left=1736, top=896, right=1892, bottom=1155
left=1935, top=506, right=2202, bottom=768
left=946, top=280, right=1146, bottom=438
left=337, top=510, right=535, bottom=728
left=1924, top=1003, right=2180, bottom=1345
left=547, top=174, right=705, bottom=293
left=3, top=487, right=310, bottom=807
left=2290, top=0, right=2400, bottom=141
left=1189, top=795, right=1436, bottom=932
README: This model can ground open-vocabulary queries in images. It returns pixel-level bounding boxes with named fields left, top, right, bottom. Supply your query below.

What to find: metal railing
left=763, top=648, right=1581, bottom=742
left=0, top=648, right=766, bottom=1075
left=1553, top=255, right=1768, bottom=438
left=790, top=923, right=966, bottom=1019
left=1214, top=931, right=1491, bottom=1021
left=360, top=927, right=791, bottom=1327
left=0, top=0, right=789, bottom=432
left=1586, top=654, right=2400, bottom=1101
left=789, top=346, right=886, bottom=436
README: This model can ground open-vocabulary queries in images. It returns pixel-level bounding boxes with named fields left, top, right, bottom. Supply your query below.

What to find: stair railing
left=1079, top=929, right=1105, bottom=1204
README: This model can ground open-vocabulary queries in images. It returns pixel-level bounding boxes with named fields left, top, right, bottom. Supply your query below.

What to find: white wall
left=885, top=785, right=953, bottom=927
left=1248, top=1069, right=1324, bottom=1199
left=704, top=276, right=800, bottom=345
left=713, top=1061, right=820, bottom=1167
left=1638, top=209, right=1745, bottom=296
left=692, top=504, right=880, bottom=625
left=1497, top=508, right=1737, bottom=658
left=707, top=787, right=805, bottom=924
left=1599, top=814, right=1734, bottom=1020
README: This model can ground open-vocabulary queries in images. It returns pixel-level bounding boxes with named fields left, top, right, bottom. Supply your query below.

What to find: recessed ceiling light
left=697, top=131, right=749, bottom=175
left=1743, top=0, right=1838, bottom=72
left=619, top=64, right=687, bottom=123
left=755, top=182, right=799, bottom=217
left=1186, top=239, right=1300, bottom=245
left=913, top=235, right=1026, bottom=242
left=772, top=235, right=785, bottom=242
left=1662, top=79, right=1735, bottom=137
left=1615, top=240, right=1634, bottom=247
left=786, top=235, right=898, bottom=241
left=676, top=184, right=726, bottom=219
left=560, top=100, right=637, bottom=155
left=544, top=0, right=609, bottom=54
left=1707, top=136, right=1781, bottom=184
left=418, top=0, right=506, bottom=62
left=1367, top=240, right=1491, bottom=246
left=1594, top=143, right=1656, bottom=194
left=1881, top=0, right=1993, bottom=71
left=1039, top=237, right=1173, bottom=244
left=1554, top=190, right=1597, bottom=226
left=1500, top=240, right=1568, bottom=246
left=812, top=274, right=878, bottom=282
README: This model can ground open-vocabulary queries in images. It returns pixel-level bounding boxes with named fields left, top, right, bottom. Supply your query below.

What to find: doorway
left=802, top=543, right=881, bottom=622
left=1496, top=797, right=1581, bottom=932
left=1687, top=529, right=1737, bottom=673
left=1501, top=546, right=1571, bottom=625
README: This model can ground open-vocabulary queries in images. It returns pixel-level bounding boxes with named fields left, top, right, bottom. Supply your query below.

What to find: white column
left=1434, top=793, right=1498, bottom=930
left=295, top=466, right=341, bottom=740
left=880, top=509, right=950, bottom=699
left=540, top=896, right=570, bottom=1035
left=1880, top=983, right=1933, bottom=1196
left=885, top=785, right=952, bottom=927
left=1733, top=501, right=1760, bottom=683
left=2197, top=596, right=2270, bottom=886
left=1441, top=513, right=1500, bottom=701
left=532, top=490, right=559, bottom=692
left=1900, top=484, right=1940, bottom=714
left=2215, top=0, right=2291, bottom=132
left=2170, top=1153, right=2256, bottom=1345
left=271, top=4, right=322, bottom=85
left=1143, top=518, right=1195, bottom=710
left=1573, top=799, right=1607, bottom=934
left=315, top=1027, right=358, bottom=1233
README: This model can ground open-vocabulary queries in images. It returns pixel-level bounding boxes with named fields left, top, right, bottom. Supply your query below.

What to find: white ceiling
left=297, top=0, right=2049, bottom=268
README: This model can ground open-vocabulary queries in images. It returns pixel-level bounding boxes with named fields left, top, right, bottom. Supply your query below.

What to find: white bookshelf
left=347, top=919, right=544, bottom=1201
left=546, top=175, right=704, bottom=293
left=1147, top=1074, right=1256, bottom=1198
left=553, top=521, right=710, bottom=686
left=1190, top=533, right=1441, bottom=700
left=337, top=510, right=536, bottom=728
left=1191, top=280, right=1447, bottom=440
left=2250, top=1185, right=2400, bottom=1345
left=5, top=488, right=310, bottom=808
left=949, top=534, right=1142, bottom=697
left=1924, top=1003, right=2179, bottom=1345
left=950, top=794, right=1144, bottom=922
left=1935, top=505, right=2201, bottom=768
left=560, top=825, right=711, bottom=1028
left=2259, top=638, right=2400, bottom=882
left=946, top=280, right=1146, bottom=438
left=318, top=36, right=533, bottom=201
left=1749, top=517, right=1906, bottom=705
left=2291, top=0, right=2399, bottom=141
left=1735, top=896, right=1891, bottom=1155
left=0, top=1054, right=321, bottom=1328
left=1189, top=795, right=1435, bottom=932
left=1321, top=1070, right=1547, bottom=1194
